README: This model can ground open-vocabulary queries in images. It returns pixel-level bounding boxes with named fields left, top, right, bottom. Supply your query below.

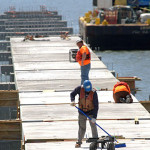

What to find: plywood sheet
left=12, top=53, right=99, bottom=62
left=15, top=69, right=115, bottom=80
left=14, top=61, right=106, bottom=71
left=22, top=120, right=150, bottom=140
left=20, top=103, right=150, bottom=121
left=19, top=91, right=138, bottom=105
left=26, top=140, right=150, bottom=150
left=16, top=78, right=117, bottom=91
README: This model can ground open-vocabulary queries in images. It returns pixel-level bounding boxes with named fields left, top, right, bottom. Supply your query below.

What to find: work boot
left=75, top=143, right=81, bottom=148
left=126, top=95, right=131, bottom=103
left=120, top=97, right=126, bottom=103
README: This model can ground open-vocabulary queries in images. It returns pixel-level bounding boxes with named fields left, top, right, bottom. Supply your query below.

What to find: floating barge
left=79, top=21, right=150, bottom=50
left=79, top=0, right=150, bottom=50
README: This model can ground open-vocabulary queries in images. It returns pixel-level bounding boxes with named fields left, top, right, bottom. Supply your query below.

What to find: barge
left=79, top=0, right=150, bottom=50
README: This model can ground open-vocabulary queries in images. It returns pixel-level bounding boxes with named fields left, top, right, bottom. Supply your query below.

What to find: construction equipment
left=69, top=49, right=78, bottom=62
left=87, top=136, right=115, bottom=150
left=75, top=106, right=126, bottom=149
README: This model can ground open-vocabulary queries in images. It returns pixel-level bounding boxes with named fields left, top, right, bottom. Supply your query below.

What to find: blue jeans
left=81, top=63, right=91, bottom=85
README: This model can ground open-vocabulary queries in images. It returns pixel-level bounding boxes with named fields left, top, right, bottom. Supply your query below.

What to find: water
left=96, top=51, right=150, bottom=101
left=0, top=0, right=149, bottom=100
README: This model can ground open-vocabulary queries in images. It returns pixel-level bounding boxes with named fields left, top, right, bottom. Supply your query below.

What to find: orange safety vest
left=113, top=82, right=131, bottom=94
left=79, top=88, right=94, bottom=112
left=76, top=45, right=91, bottom=66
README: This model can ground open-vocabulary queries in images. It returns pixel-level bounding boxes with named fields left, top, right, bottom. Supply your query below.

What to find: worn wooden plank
left=20, top=103, right=150, bottom=121
left=22, top=120, right=150, bottom=140
left=0, top=90, right=19, bottom=106
left=19, top=91, right=138, bottom=105
left=0, top=120, right=21, bottom=140
left=0, top=90, right=19, bottom=100
left=16, top=78, right=117, bottom=92
left=26, top=140, right=150, bottom=150
left=140, top=101, right=150, bottom=113
left=13, top=61, right=106, bottom=71
left=12, top=46, right=76, bottom=54
left=15, top=70, right=115, bottom=80
left=12, top=53, right=99, bottom=62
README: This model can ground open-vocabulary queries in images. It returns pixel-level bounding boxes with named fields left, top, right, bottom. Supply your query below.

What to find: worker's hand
left=91, top=118, right=96, bottom=124
left=70, top=101, right=76, bottom=106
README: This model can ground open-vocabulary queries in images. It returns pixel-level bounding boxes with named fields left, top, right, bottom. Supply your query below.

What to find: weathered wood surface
left=22, top=120, right=150, bottom=140
left=26, top=140, right=150, bottom=150
left=12, top=53, right=99, bottom=62
left=16, top=78, right=118, bottom=91
left=14, top=61, right=106, bottom=70
left=0, top=120, right=21, bottom=140
left=0, top=90, right=19, bottom=106
left=20, top=103, right=150, bottom=121
left=11, top=37, right=150, bottom=150
left=19, top=91, right=138, bottom=105
left=15, top=70, right=115, bottom=80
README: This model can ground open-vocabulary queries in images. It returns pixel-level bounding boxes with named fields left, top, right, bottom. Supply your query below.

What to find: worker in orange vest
left=113, top=82, right=133, bottom=103
left=76, top=39, right=91, bottom=85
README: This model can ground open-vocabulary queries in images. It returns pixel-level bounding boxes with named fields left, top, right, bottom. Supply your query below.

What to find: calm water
left=96, top=51, right=150, bottom=100
left=1, top=0, right=150, bottom=100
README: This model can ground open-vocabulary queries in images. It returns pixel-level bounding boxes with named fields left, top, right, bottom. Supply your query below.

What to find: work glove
left=91, top=118, right=96, bottom=124
left=70, top=101, right=76, bottom=106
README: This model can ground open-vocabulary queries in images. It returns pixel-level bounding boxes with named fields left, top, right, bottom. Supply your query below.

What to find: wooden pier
left=10, top=36, right=150, bottom=150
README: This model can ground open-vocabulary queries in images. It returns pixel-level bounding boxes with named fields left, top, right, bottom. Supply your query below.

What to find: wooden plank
left=0, top=120, right=21, bottom=140
left=25, top=140, right=150, bottom=150
left=13, top=61, right=106, bottom=71
left=22, top=120, right=150, bottom=140
left=12, top=47, right=77, bottom=54
left=20, top=103, right=150, bottom=121
left=15, top=70, right=115, bottom=80
left=16, top=78, right=117, bottom=92
left=0, top=90, right=19, bottom=100
left=0, top=100, right=18, bottom=106
left=140, top=101, right=150, bottom=113
left=0, top=90, right=19, bottom=106
left=19, top=91, right=138, bottom=105
left=12, top=53, right=99, bottom=62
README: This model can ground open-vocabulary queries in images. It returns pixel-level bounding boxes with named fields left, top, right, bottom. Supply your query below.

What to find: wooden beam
left=0, top=90, right=19, bottom=100
left=140, top=101, right=150, bottom=113
left=0, top=120, right=22, bottom=140
left=0, top=90, right=19, bottom=106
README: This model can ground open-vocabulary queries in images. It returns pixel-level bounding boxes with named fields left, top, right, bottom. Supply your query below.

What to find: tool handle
left=75, top=106, right=118, bottom=142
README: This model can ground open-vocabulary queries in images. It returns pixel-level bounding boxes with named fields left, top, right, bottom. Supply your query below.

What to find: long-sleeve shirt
left=70, top=86, right=99, bottom=119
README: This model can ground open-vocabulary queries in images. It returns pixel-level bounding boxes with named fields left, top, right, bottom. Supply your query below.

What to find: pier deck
left=10, top=37, right=150, bottom=150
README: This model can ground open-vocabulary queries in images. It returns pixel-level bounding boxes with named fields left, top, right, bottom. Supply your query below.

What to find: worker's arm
left=92, top=91, right=99, bottom=119
left=81, top=52, right=86, bottom=66
left=70, top=86, right=81, bottom=102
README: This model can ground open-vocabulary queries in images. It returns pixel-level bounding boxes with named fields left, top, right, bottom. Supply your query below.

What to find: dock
left=10, top=36, right=150, bottom=150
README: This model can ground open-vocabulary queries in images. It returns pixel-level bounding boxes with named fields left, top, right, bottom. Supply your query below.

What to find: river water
left=96, top=51, right=150, bottom=101
left=1, top=0, right=150, bottom=100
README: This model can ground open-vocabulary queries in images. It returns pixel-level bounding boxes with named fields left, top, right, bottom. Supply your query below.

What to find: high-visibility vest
left=76, top=45, right=91, bottom=66
left=79, top=88, right=94, bottom=112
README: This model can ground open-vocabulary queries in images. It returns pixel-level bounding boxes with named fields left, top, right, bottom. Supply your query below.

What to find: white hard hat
left=76, top=39, right=83, bottom=44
